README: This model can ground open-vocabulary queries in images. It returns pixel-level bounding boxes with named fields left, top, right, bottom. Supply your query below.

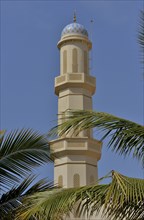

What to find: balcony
left=55, top=73, right=96, bottom=95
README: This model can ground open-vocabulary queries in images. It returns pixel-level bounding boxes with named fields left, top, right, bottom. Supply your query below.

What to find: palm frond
left=50, top=110, right=144, bottom=164
left=68, top=171, right=144, bottom=220
left=0, top=129, right=53, bottom=191
left=0, top=176, right=53, bottom=220
left=16, top=171, right=144, bottom=220
left=17, top=188, right=77, bottom=220
left=138, top=10, right=144, bottom=49
left=0, top=130, right=6, bottom=146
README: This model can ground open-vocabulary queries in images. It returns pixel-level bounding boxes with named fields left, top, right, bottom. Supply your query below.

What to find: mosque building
left=50, top=14, right=104, bottom=219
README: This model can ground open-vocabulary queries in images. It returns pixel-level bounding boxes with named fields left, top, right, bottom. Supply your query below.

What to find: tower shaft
left=50, top=22, right=101, bottom=188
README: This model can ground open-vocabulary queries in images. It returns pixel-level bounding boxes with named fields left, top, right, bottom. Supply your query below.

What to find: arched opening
left=72, top=48, right=78, bottom=72
left=63, top=50, right=67, bottom=74
left=73, top=173, right=80, bottom=187
left=58, top=175, right=63, bottom=187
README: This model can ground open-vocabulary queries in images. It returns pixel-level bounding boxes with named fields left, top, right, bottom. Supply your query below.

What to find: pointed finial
left=73, top=11, right=76, bottom=22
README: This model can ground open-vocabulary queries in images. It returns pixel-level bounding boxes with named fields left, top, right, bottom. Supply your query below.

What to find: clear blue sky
left=1, top=0, right=143, bottom=182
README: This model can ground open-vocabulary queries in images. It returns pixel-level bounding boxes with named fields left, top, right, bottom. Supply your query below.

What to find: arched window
left=63, top=50, right=67, bottom=74
left=72, top=48, right=78, bottom=72
left=90, top=175, right=95, bottom=185
left=84, top=51, right=88, bottom=74
left=73, top=173, right=80, bottom=187
left=58, top=175, right=63, bottom=187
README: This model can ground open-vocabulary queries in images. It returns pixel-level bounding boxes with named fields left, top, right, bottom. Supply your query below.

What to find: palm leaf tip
left=16, top=171, right=144, bottom=220
left=0, top=129, right=53, bottom=191
left=52, top=110, right=144, bottom=164
left=139, top=10, right=144, bottom=48
left=0, top=176, right=53, bottom=219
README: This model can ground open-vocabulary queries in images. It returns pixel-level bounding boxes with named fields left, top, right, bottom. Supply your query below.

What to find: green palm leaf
left=17, top=188, right=78, bottom=220
left=0, top=176, right=53, bottom=220
left=16, top=171, right=144, bottom=220
left=51, top=110, right=144, bottom=164
left=0, top=129, right=53, bottom=191
left=139, top=10, right=144, bottom=49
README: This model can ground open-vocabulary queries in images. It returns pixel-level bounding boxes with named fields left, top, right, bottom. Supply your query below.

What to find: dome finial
left=73, top=10, right=76, bottom=22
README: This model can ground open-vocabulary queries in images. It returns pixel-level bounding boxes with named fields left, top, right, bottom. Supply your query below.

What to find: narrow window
left=72, top=48, right=78, bottom=72
left=73, top=173, right=80, bottom=187
left=84, top=51, right=88, bottom=74
left=63, top=50, right=67, bottom=74
left=58, top=175, right=63, bottom=187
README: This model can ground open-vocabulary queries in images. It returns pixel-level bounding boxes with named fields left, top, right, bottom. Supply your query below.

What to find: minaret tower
left=50, top=15, right=102, bottom=188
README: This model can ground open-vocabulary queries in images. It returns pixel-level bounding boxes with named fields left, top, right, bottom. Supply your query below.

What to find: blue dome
left=61, top=23, right=88, bottom=37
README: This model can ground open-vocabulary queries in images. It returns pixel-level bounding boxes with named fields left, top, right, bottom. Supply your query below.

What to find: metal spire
left=73, top=11, right=76, bottom=22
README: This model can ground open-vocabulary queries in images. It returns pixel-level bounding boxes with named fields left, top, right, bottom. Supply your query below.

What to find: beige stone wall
left=54, top=155, right=98, bottom=188
left=60, top=41, right=89, bottom=75
left=50, top=24, right=104, bottom=219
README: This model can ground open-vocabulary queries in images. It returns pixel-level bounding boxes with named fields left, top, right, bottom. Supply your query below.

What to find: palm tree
left=1, top=9, right=143, bottom=220
left=0, top=129, right=53, bottom=219
left=139, top=10, right=144, bottom=63
left=52, top=110, right=144, bottom=163
left=15, top=11, right=144, bottom=220
left=16, top=112, right=144, bottom=220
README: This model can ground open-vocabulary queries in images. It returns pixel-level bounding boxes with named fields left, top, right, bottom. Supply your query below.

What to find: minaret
left=50, top=15, right=102, bottom=188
